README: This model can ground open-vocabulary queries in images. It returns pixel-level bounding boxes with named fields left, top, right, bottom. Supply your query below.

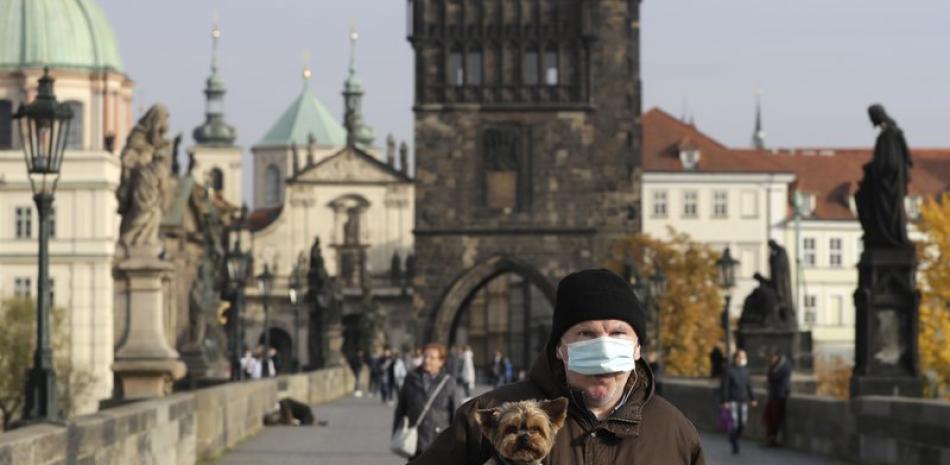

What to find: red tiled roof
left=642, top=107, right=950, bottom=221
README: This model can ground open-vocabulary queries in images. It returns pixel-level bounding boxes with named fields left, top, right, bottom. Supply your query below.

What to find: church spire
left=752, top=90, right=766, bottom=150
left=342, top=24, right=375, bottom=149
left=193, top=14, right=237, bottom=146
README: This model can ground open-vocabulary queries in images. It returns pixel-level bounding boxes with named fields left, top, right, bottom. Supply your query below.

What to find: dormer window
left=679, top=148, right=700, bottom=170
left=793, top=190, right=816, bottom=218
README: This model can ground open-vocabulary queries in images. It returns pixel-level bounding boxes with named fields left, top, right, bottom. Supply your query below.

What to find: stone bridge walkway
left=213, top=393, right=849, bottom=465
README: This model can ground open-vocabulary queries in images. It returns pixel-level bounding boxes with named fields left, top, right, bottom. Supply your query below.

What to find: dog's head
left=475, top=398, right=569, bottom=464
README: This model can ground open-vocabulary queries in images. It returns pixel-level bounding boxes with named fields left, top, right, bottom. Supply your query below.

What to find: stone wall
left=662, top=377, right=950, bottom=465
left=0, top=366, right=354, bottom=465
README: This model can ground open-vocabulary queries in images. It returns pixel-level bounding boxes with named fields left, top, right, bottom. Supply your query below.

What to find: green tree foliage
left=0, top=298, right=95, bottom=430
left=607, top=228, right=724, bottom=376
left=916, top=195, right=950, bottom=399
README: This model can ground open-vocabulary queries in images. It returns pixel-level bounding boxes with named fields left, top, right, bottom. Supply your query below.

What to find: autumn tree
left=607, top=228, right=724, bottom=376
left=0, top=298, right=96, bottom=430
left=915, top=194, right=950, bottom=399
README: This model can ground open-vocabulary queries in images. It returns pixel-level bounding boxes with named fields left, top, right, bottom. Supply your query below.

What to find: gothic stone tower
left=409, top=0, right=643, bottom=344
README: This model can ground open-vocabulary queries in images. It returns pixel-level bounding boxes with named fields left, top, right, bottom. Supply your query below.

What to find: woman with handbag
left=392, top=342, right=461, bottom=459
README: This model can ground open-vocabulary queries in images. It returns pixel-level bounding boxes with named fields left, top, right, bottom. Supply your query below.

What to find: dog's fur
left=475, top=398, right=569, bottom=465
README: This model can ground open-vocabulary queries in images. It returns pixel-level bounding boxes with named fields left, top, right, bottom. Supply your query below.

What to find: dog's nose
left=517, top=434, right=530, bottom=447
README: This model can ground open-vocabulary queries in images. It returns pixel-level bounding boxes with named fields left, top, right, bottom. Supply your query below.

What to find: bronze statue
left=116, top=104, right=173, bottom=254
left=768, top=240, right=795, bottom=325
left=855, top=104, right=912, bottom=249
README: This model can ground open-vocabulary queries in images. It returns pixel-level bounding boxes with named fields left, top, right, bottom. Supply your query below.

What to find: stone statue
left=768, top=240, right=795, bottom=325
left=740, top=273, right=782, bottom=328
left=855, top=104, right=912, bottom=249
left=386, top=134, right=396, bottom=166
left=291, top=142, right=300, bottom=175
left=117, top=104, right=173, bottom=254
left=399, top=141, right=409, bottom=174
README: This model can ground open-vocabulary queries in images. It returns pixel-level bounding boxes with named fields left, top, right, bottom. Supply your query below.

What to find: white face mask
left=563, top=337, right=639, bottom=375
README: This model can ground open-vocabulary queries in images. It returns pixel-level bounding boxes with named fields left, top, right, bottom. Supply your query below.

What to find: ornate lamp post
left=257, top=264, right=275, bottom=377
left=648, top=266, right=668, bottom=357
left=716, top=247, right=740, bottom=382
left=288, top=263, right=304, bottom=373
left=15, top=68, right=74, bottom=423
left=226, top=206, right=250, bottom=381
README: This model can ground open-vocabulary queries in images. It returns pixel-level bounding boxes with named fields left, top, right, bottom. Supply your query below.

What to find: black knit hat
left=548, top=269, right=646, bottom=347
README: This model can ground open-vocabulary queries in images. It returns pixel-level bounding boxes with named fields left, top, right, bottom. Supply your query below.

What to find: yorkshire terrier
left=475, top=398, right=569, bottom=465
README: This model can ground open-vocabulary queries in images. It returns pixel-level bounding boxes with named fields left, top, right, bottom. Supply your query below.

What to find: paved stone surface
left=214, top=393, right=849, bottom=465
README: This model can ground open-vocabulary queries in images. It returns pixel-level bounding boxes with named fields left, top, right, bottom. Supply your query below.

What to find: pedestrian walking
left=410, top=268, right=705, bottom=464
left=393, top=350, right=408, bottom=393
left=764, top=349, right=792, bottom=446
left=721, top=349, right=756, bottom=455
left=460, top=345, right=476, bottom=398
left=379, top=348, right=395, bottom=404
left=392, top=342, right=461, bottom=459
left=348, top=350, right=365, bottom=397
left=491, top=351, right=505, bottom=387
left=367, top=349, right=381, bottom=397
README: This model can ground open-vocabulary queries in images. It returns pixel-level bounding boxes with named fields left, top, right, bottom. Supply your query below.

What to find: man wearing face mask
left=410, top=269, right=705, bottom=465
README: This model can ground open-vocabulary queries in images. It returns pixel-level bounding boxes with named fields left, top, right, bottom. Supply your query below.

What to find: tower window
left=543, top=48, right=558, bottom=86
left=522, top=47, right=539, bottom=85
left=483, top=127, right=523, bottom=210
left=265, top=164, right=281, bottom=204
left=466, top=48, right=483, bottom=86
left=449, top=49, right=464, bottom=86
left=0, top=100, right=12, bottom=149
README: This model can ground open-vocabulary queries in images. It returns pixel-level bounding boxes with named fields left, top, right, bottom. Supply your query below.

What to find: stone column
left=113, top=253, right=186, bottom=399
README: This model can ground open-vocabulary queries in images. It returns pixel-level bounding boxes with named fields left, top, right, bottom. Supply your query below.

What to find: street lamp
left=716, top=247, right=740, bottom=383
left=15, top=68, right=74, bottom=423
left=648, top=266, right=668, bottom=357
left=288, top=262, right=304, bottom=373
left=225, top=205, right=250, bottom=381
left=257, top=263, right=275, bottom=377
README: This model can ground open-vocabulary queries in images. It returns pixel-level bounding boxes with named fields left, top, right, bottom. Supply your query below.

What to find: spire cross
left=302, top=49, right=313, bottom=89
left=349, top=23, right=359, bottom=74
left=211, top=9, right=221, bottom=73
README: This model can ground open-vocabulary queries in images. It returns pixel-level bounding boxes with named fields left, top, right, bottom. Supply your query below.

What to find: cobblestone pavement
left=214, top=393, right=849, bottom=465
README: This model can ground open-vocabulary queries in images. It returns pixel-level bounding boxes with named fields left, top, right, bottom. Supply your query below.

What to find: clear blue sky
left=97, top=0, right=950, bottom=165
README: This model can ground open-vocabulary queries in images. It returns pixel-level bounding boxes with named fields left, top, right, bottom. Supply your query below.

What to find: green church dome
left=0, top=0, right=124, bottom=72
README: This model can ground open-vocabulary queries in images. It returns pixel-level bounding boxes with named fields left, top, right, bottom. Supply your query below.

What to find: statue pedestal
left=180, top=348, right=230, bottom=386
left=113, top=254, right=186, bottom=399
left=851, top=248, right=923, bottom=398
left=326, top=322, right=345, bottom=367
left=736, top=328, right=813, bottom=375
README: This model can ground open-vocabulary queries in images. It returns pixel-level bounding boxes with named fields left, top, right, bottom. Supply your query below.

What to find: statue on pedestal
left=855, top=104, right=912, bottom=249
left=307, top=237, right=345, bottom=368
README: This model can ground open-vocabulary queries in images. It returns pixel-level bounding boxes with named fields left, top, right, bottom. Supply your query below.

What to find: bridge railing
left=0, top=366, right=354, bottom=465
left=662, top=377, right=950, bottom=465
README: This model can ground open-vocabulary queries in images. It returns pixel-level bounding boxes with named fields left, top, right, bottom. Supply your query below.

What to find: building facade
left=408, top=0, right=644, bottom=363
left=0, top=0, right=133, bottom=413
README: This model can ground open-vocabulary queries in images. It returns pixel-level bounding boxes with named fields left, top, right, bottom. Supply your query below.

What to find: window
left=652, top=191, right=667, bottom=218
left=483, top=127, right=522, bottom=210
left=543, top=47, right=558, bottom=86
left=210, top=168, right=224, bottom=192
left=265, top=164, right=281, bottom=205
left=683, top=191, right=698, bottom=218
left=65, top=100, right=83, bottom=149
left=804, top=295, right=817, bottom=325
left=449, top=48, right=464, bottom=86
left=522, top=46, right=539, bottom=85
left=466, top=48, right=482, bottom=85
left=829, top=238, right=843, bottom=268
left=14, top=277, right=31, bottom=298
left=803, top=237, right=816, bottom=267
left=712, top=191, right=728, bottom=218
left=0, top=99, right=12, bottom=149
left=15, top=207, right=32, bottom=238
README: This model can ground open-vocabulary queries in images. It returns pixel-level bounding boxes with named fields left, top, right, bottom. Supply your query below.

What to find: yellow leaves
left=916, top=194, right=950, bottom=399
left=607, top=228, right=723, bottom=376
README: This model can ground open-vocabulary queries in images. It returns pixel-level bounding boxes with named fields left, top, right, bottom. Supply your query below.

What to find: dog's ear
left=539, top=397, right=569, bottom=430
left=474, top=407, right=501, bottom=431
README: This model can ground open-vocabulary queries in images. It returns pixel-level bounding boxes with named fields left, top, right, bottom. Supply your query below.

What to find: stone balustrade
left=0, top=366, right=354, bottom=465
left=661, top=377, right=950, bottom=465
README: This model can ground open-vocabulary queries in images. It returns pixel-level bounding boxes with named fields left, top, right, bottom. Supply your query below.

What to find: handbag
left=718, top=404, right=735, bottom=432
left=390, top=375, right=451, bottom=458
